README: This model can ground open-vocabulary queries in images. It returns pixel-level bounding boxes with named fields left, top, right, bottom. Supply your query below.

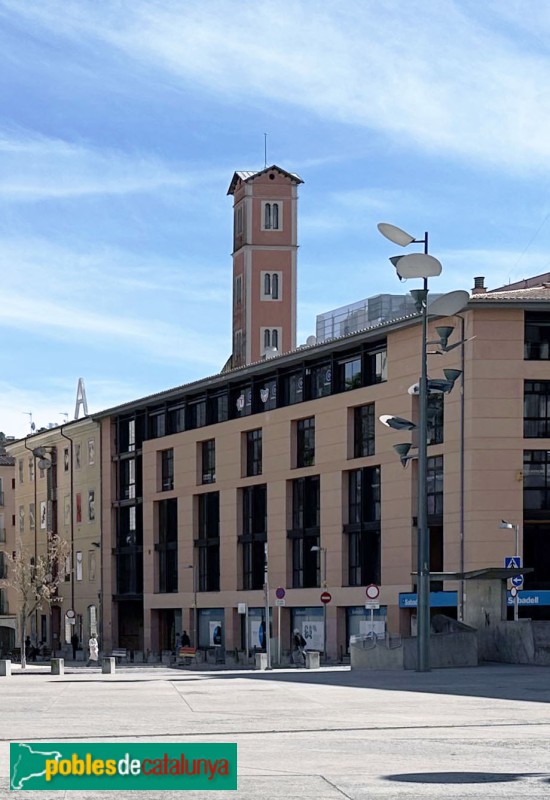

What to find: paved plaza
left=2, top=662, right=550, bottom=798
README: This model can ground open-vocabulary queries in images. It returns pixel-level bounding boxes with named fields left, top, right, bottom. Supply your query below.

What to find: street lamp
left=499, top=519, right=521, bottom=622
left=377, top=223, right=468, bottom=672
left=183, top=564, right=198, bottom=648
left=263, top=542, right=272, bottom=670
left=311, top=545, right=327, bottom=659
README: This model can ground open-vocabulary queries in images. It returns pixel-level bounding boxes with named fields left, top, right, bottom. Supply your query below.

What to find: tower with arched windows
left=227, top=165, right=303, bottom=368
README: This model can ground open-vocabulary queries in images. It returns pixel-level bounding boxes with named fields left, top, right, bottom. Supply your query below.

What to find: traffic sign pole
left=277, top=604, right=281, bottom=666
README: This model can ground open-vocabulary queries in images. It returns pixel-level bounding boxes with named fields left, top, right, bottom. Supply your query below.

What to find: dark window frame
left=353, top=404, right=375, bottom=458
left=246, top=429, right=262, bottom=477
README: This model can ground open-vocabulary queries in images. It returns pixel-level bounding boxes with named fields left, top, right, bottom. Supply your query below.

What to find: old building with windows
left=6, top=418, right=102, bottom=656
left=0, top=436, right=16, bottom=655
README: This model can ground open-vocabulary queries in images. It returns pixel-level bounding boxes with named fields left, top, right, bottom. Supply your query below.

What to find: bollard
left=255, top=652, right=268, bottom=670
left=0, top=660, right=11, bottom=677
left=102, top=657, right=116, bottom=674
left=305, top=651, right=320, bottom=670
left=50, top=658, right=64, bottom=675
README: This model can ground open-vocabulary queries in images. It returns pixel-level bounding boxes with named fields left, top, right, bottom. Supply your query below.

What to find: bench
left=177, top=646, right=199, bottom=665
left=111, top=648, right=128, bottom=663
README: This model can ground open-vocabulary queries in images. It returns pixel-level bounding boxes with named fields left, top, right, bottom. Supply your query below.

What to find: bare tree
left=4, top=535, right=70, bottom=669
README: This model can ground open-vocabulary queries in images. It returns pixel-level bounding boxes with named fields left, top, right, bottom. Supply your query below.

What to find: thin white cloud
left=0, top=236, right=230, bottom=369
left=0, top=129, right=194, bottom=199
left=3, top=1, right=550, bottom=173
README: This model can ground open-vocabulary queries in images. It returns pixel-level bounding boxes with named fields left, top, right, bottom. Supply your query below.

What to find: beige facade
left=95, top=287, right=550, bottom=660
left=7, top=418, right=102, bottom=656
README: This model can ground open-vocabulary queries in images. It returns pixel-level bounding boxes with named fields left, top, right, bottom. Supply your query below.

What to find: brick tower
left=227, top=165, right=303, bottom=368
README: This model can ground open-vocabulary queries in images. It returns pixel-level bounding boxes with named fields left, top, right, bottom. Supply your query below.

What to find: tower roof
left=227, top=164, right=303, bottom=195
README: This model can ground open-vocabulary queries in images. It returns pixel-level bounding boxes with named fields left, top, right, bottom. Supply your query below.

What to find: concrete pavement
left=2, top=662, right=550, bottom=798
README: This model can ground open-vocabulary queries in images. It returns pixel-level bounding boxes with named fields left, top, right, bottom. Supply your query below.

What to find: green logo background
left=10, top=742, right=237, bottom=791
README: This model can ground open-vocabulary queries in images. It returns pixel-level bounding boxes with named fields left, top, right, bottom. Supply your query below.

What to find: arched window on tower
left=272, top=203, right=279, bottom=230
left=264, top=329, right=271, bottom=349
left=264, top=273, right=271, bottom=296
left=264, top=203, right=272, bottom=230
left=272, top=329, right=279, bottom=350
left=271, top=273, right=279, bottom=300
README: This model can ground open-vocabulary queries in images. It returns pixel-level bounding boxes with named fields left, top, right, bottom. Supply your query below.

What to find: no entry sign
left=320, top=591, right=332, bottom=604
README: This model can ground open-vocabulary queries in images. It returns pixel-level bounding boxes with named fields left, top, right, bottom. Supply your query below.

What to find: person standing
left=292, top=629, right=307, bottom=666
left=71, top=632, right=79, bottom=660
left=181, top=631, right=191, bottom=648
left=86, top=633, right=99, bottom=667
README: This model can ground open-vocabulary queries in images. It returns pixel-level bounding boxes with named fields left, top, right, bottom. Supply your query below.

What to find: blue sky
left=1, top=0, right=550, bottom=437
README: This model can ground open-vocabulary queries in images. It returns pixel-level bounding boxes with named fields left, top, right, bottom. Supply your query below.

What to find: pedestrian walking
left=86, top=633, right=99, bottom=667
left=292, top=629, right=307, bottom=666
left=71, top=632, right=79, bottom=660
left=181, top=630, right=191, bottom=648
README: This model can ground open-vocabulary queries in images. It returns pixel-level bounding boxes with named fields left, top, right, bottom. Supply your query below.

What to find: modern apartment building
left=6, top=418, right=102, bottom=655
left=7, top=166, right=550, bottom=663
left=91, top=268, right=550, bottom=659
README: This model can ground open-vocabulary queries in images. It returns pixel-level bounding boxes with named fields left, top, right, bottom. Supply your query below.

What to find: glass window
left=427, top=455, right=444, bottom=517
left=309, top=364, right=332, bottom=399
left=259, top=379, right=277, bottom=412
left=283, top=371, right=304, bottom=405
left=234, top=386, right=253, bottom=417
left=272, top=273, right=279, bottom=299
left=524, top=381, right=550, bottom=437
left=157, top=498, right=178, bottom=593
left=272, top=203, right=279, bottom=230
left=354, top=404, right=375, bottom=458
left=291, top=476, right=320, bottom=531
left=296, top=417, right=315, bottom=468
left=168, top=405, right=185, bottom=434
left=201, top=440, right=216, bottom=484
left=188, top=398, right=207, bottom=429
left=338, top=356, right=362, bottom=391
left=346, top=466, right=381, bottom=586
left=209, top=392, right=228, bottom=424
left=524, top=450, right=550, bottom=510
left=427, top=394, right=444, bottom=445
left=161, top=449, right=174, bottom=491
left=525, top=312, right=550, bottom=359
left=150, top=411, right=166, bottom=438
left=246, top=430, right=262, bottom=477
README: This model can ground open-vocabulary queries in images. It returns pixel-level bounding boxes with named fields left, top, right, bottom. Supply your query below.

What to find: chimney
left=472, top=276, right=486, bottom=295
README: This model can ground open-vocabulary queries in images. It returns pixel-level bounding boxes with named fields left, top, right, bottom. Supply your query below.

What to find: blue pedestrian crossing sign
left=511, top=575, right=524, bottom=588
left=504, top=556, right=522, bottom=569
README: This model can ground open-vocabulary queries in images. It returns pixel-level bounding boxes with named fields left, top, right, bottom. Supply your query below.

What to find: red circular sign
left=320, top=591, right=332, bottom=605
left=365, top=584, right=380, bottom=600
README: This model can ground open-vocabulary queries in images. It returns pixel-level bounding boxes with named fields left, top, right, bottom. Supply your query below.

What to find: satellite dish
left=306, top=335, right=317, bottom=346
left=428, top=290, right=470, bottom=317
left=391, top=253, right=442, bottom=279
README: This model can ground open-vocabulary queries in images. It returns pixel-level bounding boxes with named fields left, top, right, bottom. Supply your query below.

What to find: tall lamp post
left=263, top=542, right=272, bottom=670
left=500, top=519, right=521, bottom=622
left=184, top=563, right=198, bottom=647
left=311, top=545, right=327, bottom=658
left=378, top=223, right=439, bottom=672
left=377, top=223, right=469, bottom=672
